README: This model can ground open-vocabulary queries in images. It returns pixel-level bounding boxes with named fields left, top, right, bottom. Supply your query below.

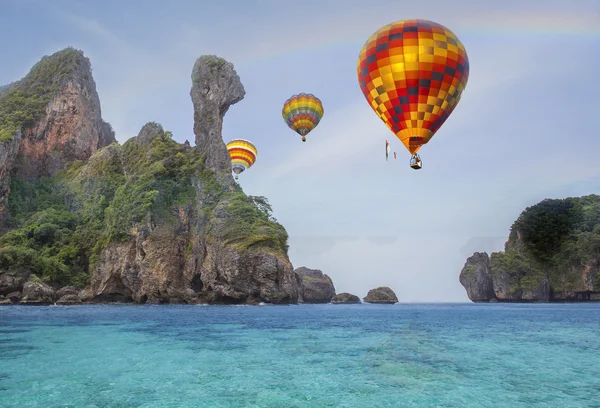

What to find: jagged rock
left=190, top=55, right=245, bottom=178
left=0, top=295, right=11, bottom=305
left=363, top=287, right=398, bottom=304
left=0, top=269, right=30, bottom=296
left=6, top=291, right=21, bottom=303
left=295, top=267, right=336, bottom=303
left=331, top=293, right=361, bottom=304
left=135, top=122, right=164, bottom=146
left=13, top=49, right=115, bottom=179
left=20, top=275, right=55, bottom=305
left=0, top=48, right=115, bottom=228
left=459, top=252, right=497, bottom=302
left=55, top=286, right=80, bottom=299
left=56, top=294, right=82, bottom=305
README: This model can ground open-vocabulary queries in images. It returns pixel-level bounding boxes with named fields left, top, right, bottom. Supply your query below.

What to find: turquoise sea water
left=1, top=303, right=599, bottom=408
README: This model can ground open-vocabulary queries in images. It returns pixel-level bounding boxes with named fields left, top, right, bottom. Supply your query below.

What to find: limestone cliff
left=0, top=48, right=115, bottom=227
left=0, top=48, right=300, bottom=305
left=460, top=195, right=600, bottom=302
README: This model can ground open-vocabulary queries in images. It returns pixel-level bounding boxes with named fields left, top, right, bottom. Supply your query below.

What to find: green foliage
left=204, top=56, right=227, bottom=74
left=0, top=48, right=84, bottom=142
left=1, top=107, right=289, bottom=288
left=462, top=264, right=477, bottom=276
left=218, top=193, right=288, bottom=253
left=494, top=195, right=600, bottom=294
left=511, top=198, right=580, bottom=262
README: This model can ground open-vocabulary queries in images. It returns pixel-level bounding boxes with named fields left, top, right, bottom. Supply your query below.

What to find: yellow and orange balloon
left=357, top=19, right=469, bottom=167
left=226, top=139, right=257, bottom=180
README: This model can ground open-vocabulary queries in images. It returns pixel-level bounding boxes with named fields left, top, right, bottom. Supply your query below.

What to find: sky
left=1, top=0, right=600, bottom=302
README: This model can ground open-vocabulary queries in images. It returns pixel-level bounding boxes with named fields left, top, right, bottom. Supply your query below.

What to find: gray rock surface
left=363, top=287, right=398, bottom=304
left=295, top=267, right=336, bottom=303
left=331, top=292, right=361, bottom=304
left=135, top=122, right=164, bottom=146
left=20, top=275, right=55, bottom=305
left=0, top=269, right=30, bottom=297
left=7, top=291, right=21, bottom=303
left=459, top=252, right=497, bottom=302
left=190, top=55, right=245, bottom=180
left=55, top=286, right=81, bottom=300
left=56, top=294, right=83, bottom=305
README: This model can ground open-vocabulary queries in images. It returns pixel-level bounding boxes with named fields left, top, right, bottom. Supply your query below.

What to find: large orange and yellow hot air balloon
left=282, top=93, right=324, bottom=142
left=357, top=19, right=469, bottom=169
left=226, top=139, right=257, bottom=180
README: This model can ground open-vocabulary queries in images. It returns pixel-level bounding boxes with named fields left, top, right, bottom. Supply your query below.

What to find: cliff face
left=0, top=49, right=299, bottom=305
left=460, top=196, right=600, bottom=302
left=191, top=55, right=244, bottom=181
left=0, top=48, right=115, bottom=227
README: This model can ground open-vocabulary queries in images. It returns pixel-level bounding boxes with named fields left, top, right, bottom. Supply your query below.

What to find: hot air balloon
left=357, top=19, right=469, bottom=170
left=282, top=93, right=324, bottom=142
left=226, top=139, right=257, bottom=180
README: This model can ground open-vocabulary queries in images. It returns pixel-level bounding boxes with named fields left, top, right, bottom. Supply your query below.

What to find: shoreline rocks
left=331, top=293, right=361, bottom=304
left=363, top=287, right=398, bottom=304
left=295, top=267, right=336, bottom=303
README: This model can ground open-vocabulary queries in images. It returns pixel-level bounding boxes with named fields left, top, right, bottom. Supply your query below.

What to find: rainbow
left=235, top=12, right=599, bottom=68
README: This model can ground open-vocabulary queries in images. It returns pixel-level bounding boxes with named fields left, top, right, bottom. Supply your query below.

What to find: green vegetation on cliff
left=495, top=194, right=600, bottom=293
left=0, top=48, right=84, bottom=142
left=0, top=122, right=288, bottom=287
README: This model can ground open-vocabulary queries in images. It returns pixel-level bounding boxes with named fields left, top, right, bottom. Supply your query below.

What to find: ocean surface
left=1, top=303, right=599, bottom=408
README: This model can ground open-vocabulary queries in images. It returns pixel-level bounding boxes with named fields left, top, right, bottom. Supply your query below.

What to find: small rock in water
left=363, top=287, right=398, bottom=304
left=331, top=293, right=361, bottom=304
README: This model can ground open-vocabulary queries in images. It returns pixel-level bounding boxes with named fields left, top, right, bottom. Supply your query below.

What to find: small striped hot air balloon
left=226, top=139, right=257, bottom=180
left=282, top=93, right=324, bottom=142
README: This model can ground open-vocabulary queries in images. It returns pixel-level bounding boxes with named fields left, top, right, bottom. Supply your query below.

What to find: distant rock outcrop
left=460, top=195, right=600, bottom=302
left=190, top=55, right=245, bottom=180
left=331, top=292, right=361, bottom=304
left=459, top=252, right=496, bottom=302
left=363, top=287, right=398, bottom=304
left=295, top=267, right=336, bottom=303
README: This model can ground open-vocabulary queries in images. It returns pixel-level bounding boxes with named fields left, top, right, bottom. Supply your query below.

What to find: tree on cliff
left=460, top=194, right=600, bottom=302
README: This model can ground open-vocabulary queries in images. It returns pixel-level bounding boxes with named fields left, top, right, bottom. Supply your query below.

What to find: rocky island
left=460, top=195, right=600, bottom=302
left=363, top=286, right=399, bottom=304
left=0, top=48, right=302, bottom=305
left=0, top=48, right=404, bottom=306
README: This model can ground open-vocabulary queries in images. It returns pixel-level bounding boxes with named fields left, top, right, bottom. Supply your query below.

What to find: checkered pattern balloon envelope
left=357, top=19, right=469, bottom=154
left=282, top=93, right=324, bottom=141
left=226, top=139, right=257, bottom=176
